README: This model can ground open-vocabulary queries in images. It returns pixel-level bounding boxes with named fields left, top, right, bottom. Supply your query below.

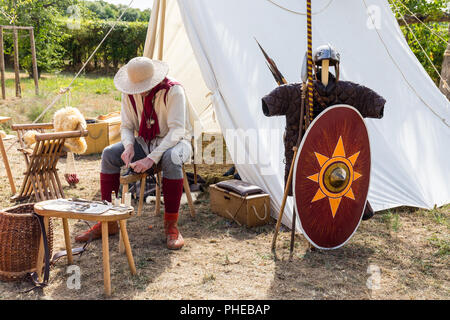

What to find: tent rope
left=362, top=0, right=448, bottom=128
left=390, top=0, right=449, bottom=93
left=265, top=0, right=333, bottom=16
left=32, top=0, right=135, bottom=124
left=391, top=0, right=448, bottom=44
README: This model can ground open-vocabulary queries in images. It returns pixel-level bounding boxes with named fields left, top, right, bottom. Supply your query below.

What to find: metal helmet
left=313, top=44, right=341, bottom=82
left=313, top=44, right=340, bottom=66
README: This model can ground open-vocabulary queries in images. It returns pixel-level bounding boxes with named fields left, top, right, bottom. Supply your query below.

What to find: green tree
left=81, top=0, right=150, bottom=22
left=84, top=1, right=105, bottom=19
left=60, top=19, right=147, bottom=73
left=389, top=0, right=449, bottom=87
left=0, top=0, right=80, bottom=75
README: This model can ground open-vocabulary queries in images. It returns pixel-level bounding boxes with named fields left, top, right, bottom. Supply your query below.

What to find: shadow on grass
left=266, top=241, right=375, bottom=299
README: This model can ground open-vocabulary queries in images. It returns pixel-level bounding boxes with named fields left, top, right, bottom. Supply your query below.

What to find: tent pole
left=157, top=0, right=167, bottom=60
left=144, top=0, right=161, bottom=59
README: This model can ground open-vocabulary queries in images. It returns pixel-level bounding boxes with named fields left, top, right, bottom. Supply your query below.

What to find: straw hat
left=114, top=57, right=169, bottom=95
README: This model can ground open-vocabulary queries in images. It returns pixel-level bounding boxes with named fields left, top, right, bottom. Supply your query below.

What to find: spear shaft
left=271, top=0, right=313, bottom=253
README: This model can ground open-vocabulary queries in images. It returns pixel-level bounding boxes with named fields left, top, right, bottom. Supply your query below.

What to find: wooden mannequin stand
left=321, top=59, right=330, bottom=87
left=0, top=25, right=39, bottom=99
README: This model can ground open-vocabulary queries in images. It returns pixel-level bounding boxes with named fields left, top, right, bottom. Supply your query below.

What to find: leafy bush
left=390, top=0, right=449, bottom=85
left=0, top=18, right=147, bottom=75
left=82, top=0, right=150, bottom=22
left=0, top=0, right=148, bottom=76
left=0, top=0, right=78, bottom=76
left=60, top=19, right=148, bottom=73
left=401, top=23, right=448, bottom=85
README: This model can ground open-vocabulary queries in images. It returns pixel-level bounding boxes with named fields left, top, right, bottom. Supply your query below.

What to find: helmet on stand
left=313, top=44, right=341, bottom=82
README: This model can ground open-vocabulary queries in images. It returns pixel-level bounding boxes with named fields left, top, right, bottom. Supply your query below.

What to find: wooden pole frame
left=0, top=25, right=39, bottom=99
left=29, top=27, right=39, bottom=95
left=13, top=28, right=21, bottom=98
left=0, top=27, right=5, bottom=99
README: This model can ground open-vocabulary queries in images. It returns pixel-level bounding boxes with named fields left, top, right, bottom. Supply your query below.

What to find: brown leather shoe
left=164, top=215, right=184, bottom=250
left=166, top=232, right=184, bottom=250
left=75, top=221, right=119, bottom=243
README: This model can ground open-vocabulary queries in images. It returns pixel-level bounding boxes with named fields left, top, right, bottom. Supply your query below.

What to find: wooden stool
left=120, top=173, right=147, bottom=217
left=119, top=166, right=196, bottom=218
left=154, top=166, right=196, bottom=218
left=117, top=165, right=196, bottom=253
left=34, top=200, right=137, bottom=297
left=118, top=173, right=147, bottom=254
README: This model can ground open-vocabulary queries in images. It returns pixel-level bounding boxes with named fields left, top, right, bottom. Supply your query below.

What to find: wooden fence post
left=13, top=28, right=21, bottom=98
left=29, top=27, right=39, bottom=95
left=0, top=26, right=5, bottom=99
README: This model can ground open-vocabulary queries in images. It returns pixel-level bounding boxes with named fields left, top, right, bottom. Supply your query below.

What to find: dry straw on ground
left=0, top=141, right=448, bottom=300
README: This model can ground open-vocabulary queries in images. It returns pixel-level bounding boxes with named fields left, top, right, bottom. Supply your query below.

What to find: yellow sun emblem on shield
left=307, top=136, right=362, bottom=218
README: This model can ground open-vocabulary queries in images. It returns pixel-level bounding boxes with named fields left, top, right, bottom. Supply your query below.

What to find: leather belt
left=22, top=214, right=90, bottom=293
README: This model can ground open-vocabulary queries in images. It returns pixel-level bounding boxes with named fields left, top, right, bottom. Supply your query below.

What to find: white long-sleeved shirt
left=120, top=82, right=193, bottom=164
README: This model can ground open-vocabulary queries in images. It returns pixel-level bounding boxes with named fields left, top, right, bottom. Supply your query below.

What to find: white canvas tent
left=144, top=0, right=450, bottom=228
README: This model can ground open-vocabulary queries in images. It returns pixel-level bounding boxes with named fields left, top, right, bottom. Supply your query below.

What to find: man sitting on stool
left=75, top=57, right=194, bottom=250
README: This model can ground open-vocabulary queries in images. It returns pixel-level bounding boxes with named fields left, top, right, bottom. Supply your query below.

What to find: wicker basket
left=0, top=204, right=53, bottom=282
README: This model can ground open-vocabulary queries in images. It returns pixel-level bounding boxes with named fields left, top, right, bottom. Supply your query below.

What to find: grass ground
left=0, top=70, right=120, bottom=128
left=0, top=72, right=448, bottom=300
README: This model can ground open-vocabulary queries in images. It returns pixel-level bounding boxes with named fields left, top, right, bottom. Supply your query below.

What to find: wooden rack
left=11, top=126, right=88, bottom=203
left=0, top=25, right=39, bottom=99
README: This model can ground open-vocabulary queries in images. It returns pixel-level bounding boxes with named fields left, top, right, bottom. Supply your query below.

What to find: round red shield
left=293, top=105, right=371, bottom=250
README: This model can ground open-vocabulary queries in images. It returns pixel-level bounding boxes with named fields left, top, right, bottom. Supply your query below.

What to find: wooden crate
left=82, top=116, right=121, bottom=155
left=209, top=184, right=271, bottom=227
left=97, top=113, right=121, bottom=145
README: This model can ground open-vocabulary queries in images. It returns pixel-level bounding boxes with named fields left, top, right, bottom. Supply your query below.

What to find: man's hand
left=130, top=157, right=154, bottom=173
left=121, top=145, right=135, bottom=167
